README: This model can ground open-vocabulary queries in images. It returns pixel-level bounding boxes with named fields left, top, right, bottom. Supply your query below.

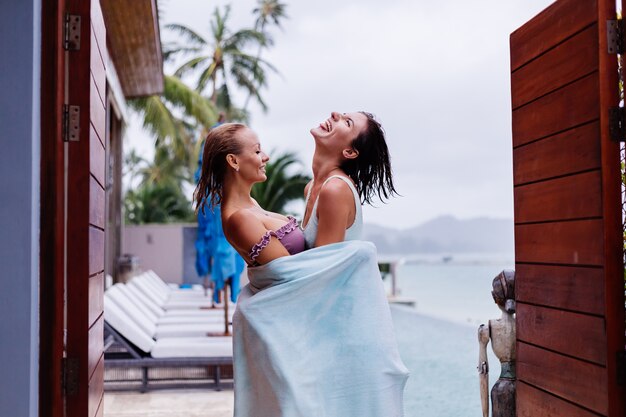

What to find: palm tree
left=253, top=0, right=288, bottom=30
left=251, top=151, right=311, bottom=213
left=243, top=0, right=288, bottom=111
left=165, top=5, right=275, bottom=115
left=125, top=75, right=217, bottom=225
left=123, top=149, right=149, bottom=189
left=128, top=75, right=218, bottom=182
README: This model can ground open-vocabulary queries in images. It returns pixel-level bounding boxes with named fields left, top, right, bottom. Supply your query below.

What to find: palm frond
left=211, top=5, right=230, bottom=40
left=130, top=95, right=179, bottom=144
left=214, top=84, right=248, bottom=122
left=232, top=55, right=269, bottom=86
left=163, top=75, right=217, bottom=127
left=229, top=50, right=279, bottom=74
left=164, top=23, right=207, bottom=46
left=224, top=29, right=268, bottom=49
left=173, top=55, right=210, bottom=78
left=230, top=66, right=268, bottom=111
left=197, top=61, right=219, bottom=94
left=215, top=83, right=233, bottom=110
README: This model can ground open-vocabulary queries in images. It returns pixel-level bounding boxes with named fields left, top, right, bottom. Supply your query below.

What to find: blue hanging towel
left=195, top=133, right=244, bottom=302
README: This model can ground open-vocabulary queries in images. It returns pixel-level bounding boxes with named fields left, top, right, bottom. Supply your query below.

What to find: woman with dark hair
left=195, top=121, right=407, bottom=417
left=302, top=111, right=397, bottom=248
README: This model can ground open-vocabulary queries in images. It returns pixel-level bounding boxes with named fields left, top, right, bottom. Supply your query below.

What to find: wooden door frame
left=66, top=0, right=108, bottom=415
left=44, top=0, right=107, bottom=415
left=604, top=1, right=626, bottom=414
left=105, top=94, right=124, bottom=282
left=39, top=0, right=66, bottom=416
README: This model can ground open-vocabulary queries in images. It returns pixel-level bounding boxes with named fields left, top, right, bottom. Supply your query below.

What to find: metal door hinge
left=62, top=357, right=79, bottom=396
left=618, top=350, right=626, bottom=386
left=62, top=105, right=80, bottom=142
left=607, top=19, right=623, bottom=54
left=609, top=107, right=626, bottom=142
left=64, top=14, right=81, bottom=51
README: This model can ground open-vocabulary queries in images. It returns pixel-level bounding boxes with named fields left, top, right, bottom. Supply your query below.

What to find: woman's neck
left=222, top=176, right=255, bottom=209
left=311, top=153, right=343, bottom=183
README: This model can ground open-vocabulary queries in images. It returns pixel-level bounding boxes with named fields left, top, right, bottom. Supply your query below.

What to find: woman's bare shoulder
left=223, top=208, right=262, bottom=236
left=319, top=177, right=353, bottom=201
left=223, top=207, right=290, bottom=264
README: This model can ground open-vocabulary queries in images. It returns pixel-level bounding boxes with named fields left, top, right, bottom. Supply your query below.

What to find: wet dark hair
left=339, top=112, right=398, bottom=205
left=194, top=123, right=246, bottom=213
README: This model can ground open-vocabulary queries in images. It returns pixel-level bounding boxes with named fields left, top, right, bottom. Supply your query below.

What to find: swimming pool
left=389, top=260, right=510, bottom=416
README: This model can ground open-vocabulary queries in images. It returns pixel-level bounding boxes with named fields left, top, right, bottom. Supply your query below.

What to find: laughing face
left=231, top=127, right=269, bottom=183
left=310, top=111, right=369, bottom=154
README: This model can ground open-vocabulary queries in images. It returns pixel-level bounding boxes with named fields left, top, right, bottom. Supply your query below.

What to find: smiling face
left=310, top=111, right=369, bottom=157
left=228, top=127, right=269, bottom=184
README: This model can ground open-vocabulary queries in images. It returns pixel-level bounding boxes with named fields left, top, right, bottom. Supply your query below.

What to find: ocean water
left=387, top=255, right=514, bottom=417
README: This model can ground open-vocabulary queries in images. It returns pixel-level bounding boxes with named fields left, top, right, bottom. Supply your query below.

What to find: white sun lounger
left=144, top=270, right=238, bottom=309
left=139, top=272, right=208, bottom=301
left=104, top=298, right=233, bottom=392
left=124, top=279, right=234, bottom=320
left=128, top=275, right=214, bottom=310
left=105, top=286, right=231, bottom=338
left=144, top=270, right=207, bottom=298
left=110, top=283, right=228, bottom=325
left=104, top=296, right=232, bottom=357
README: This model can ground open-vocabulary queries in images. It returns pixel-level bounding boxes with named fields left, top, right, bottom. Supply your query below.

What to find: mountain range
left=363, top=215, right=514, bottom=254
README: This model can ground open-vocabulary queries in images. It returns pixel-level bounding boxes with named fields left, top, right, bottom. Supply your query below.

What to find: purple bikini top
left=248, top=216, right=306, bottom=265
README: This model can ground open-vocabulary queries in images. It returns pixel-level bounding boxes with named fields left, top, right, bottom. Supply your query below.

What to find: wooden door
left=510, top=0, right=625, bottom=415
left=64, top=0, right=107, bottom=415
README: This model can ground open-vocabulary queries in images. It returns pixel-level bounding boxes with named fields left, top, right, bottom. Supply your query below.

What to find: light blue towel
left=233, top=241, right=409, bottom=417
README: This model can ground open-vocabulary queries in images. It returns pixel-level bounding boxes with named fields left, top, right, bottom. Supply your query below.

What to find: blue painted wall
left=0, top=0, right=41, bottom=416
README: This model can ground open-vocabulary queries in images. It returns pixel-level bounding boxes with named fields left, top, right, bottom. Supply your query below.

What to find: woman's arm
left=224, top=210, right=290, bottom=265
left=314, top=179, right=356, bottom=247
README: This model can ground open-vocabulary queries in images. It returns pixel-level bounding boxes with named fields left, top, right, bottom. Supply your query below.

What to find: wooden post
left=390, top=261, right=397, bottom=297
left=224, top=282, right=230, bottom=336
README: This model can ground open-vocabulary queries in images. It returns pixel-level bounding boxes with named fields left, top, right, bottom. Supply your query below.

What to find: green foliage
left=251, top=151, right=311, bottom=214
left=128, top=75, right=217, bottom=181
left=123, top=147, right=196, bottom=225
left=124, top=182, right=195, bottom=224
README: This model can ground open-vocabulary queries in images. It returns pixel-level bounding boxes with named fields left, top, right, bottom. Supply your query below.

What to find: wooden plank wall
left=511, top=0, right=624, bottom=415
left=66, top=0, right=106, bottom=416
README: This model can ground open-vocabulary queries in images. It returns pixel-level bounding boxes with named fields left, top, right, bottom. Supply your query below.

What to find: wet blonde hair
left=194, top=123, right=246, bottom=213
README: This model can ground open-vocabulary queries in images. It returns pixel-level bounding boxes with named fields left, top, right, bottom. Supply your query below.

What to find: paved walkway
left=104, top=389, right=234, bottom=417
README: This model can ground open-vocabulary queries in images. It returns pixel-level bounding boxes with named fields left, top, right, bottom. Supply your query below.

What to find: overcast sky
left=127, top=0, right=555, bottom=229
